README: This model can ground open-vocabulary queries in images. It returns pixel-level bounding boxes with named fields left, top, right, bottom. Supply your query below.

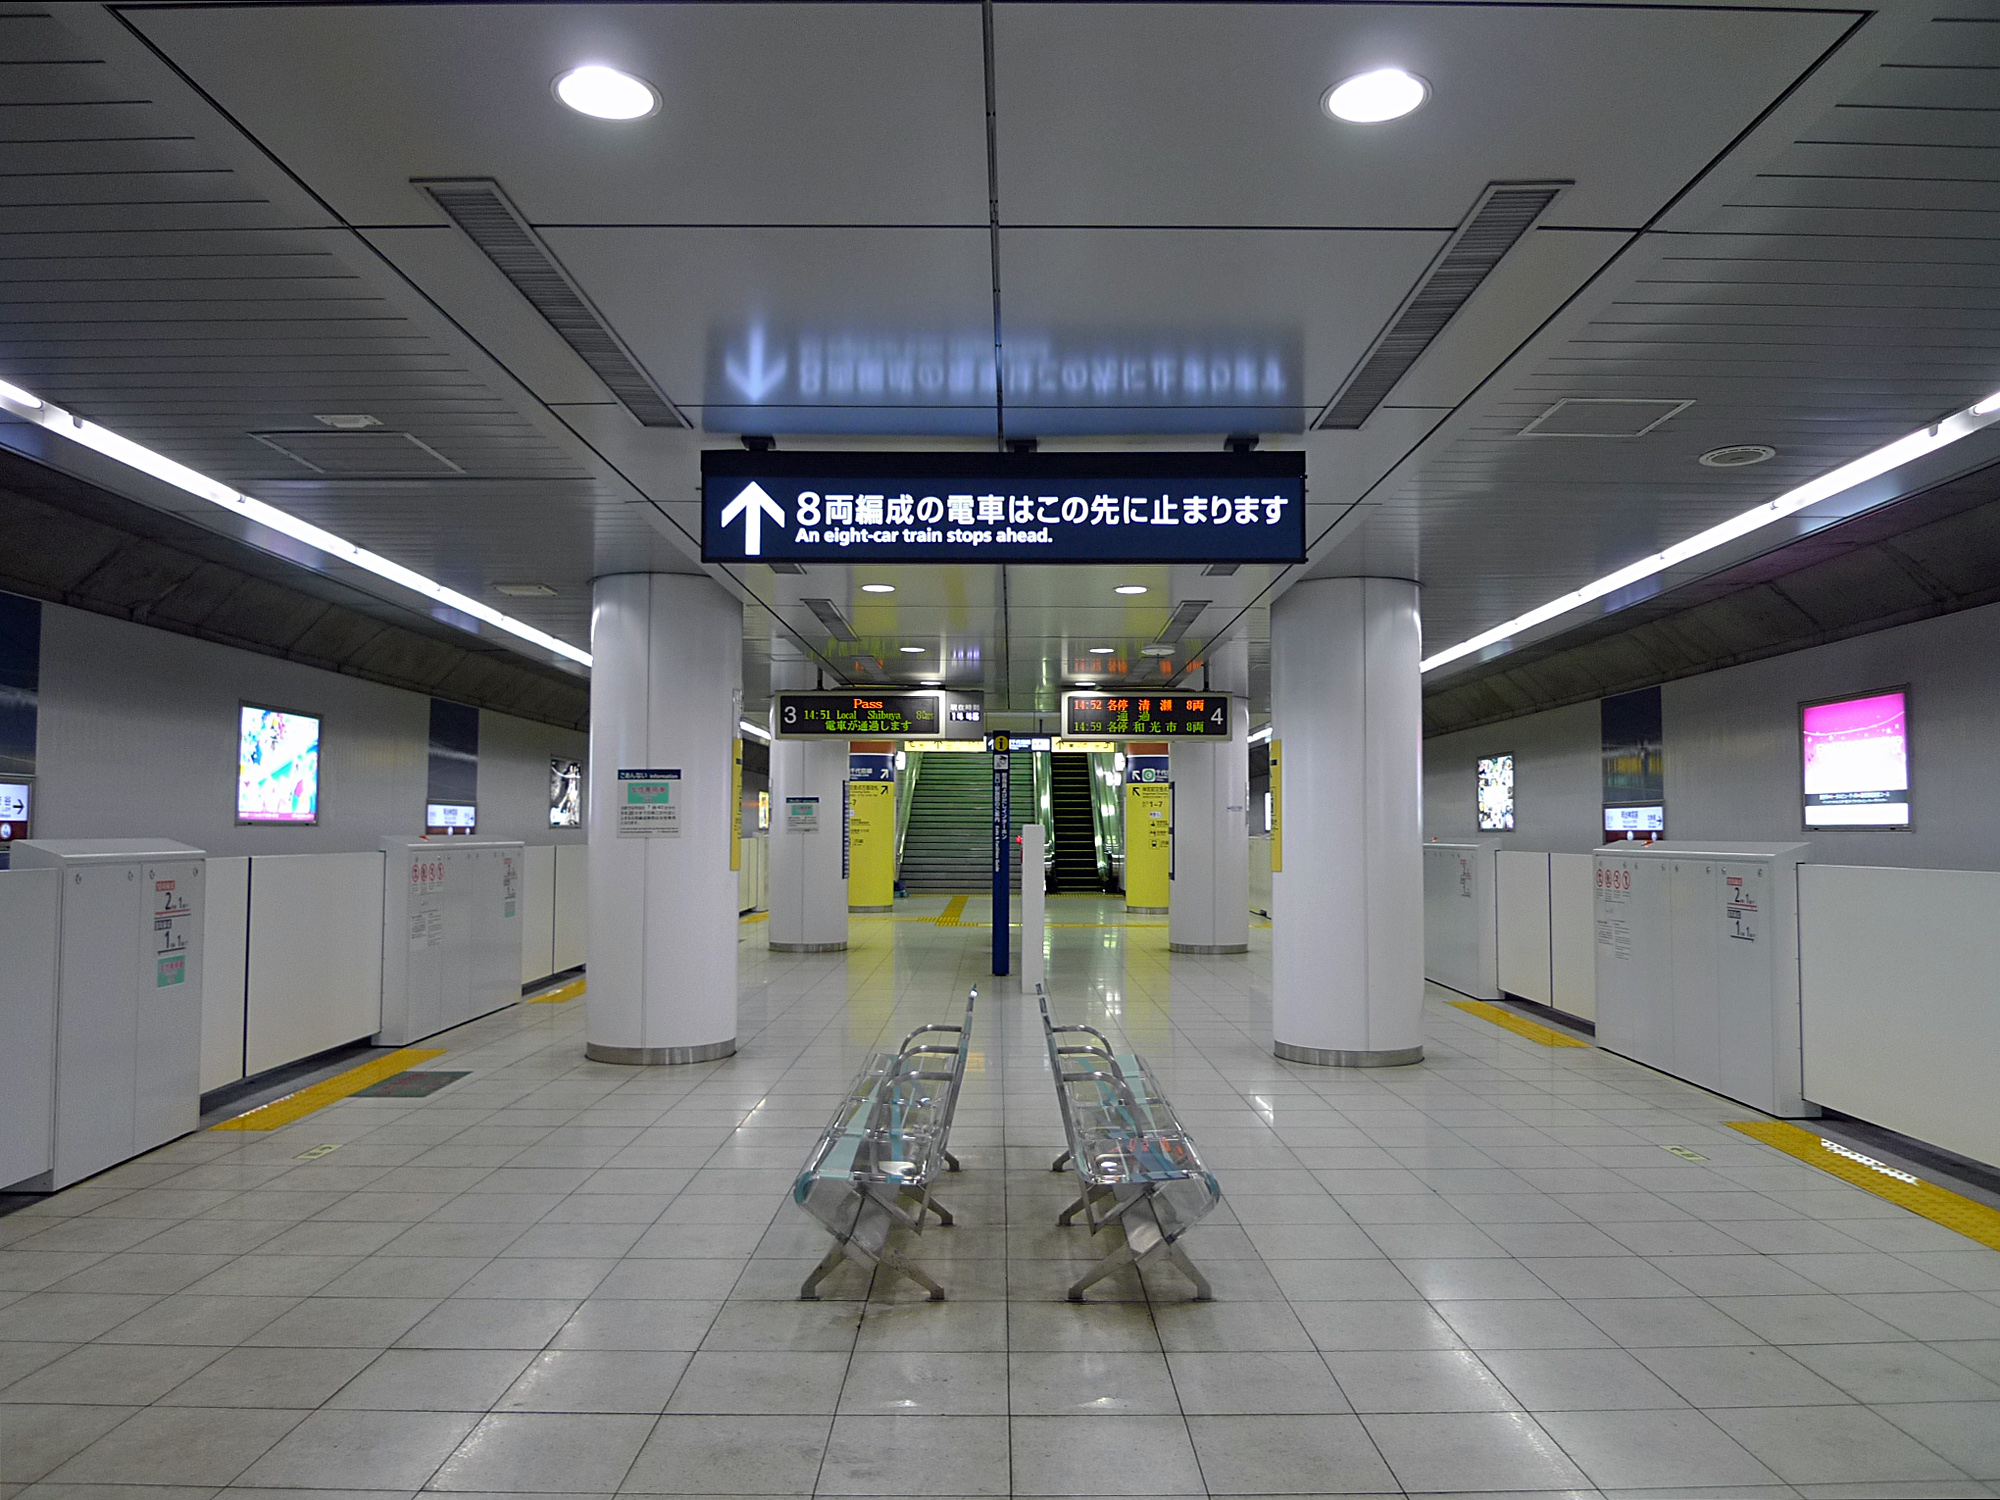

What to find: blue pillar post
left=991, top=736, right=1010, bottom=976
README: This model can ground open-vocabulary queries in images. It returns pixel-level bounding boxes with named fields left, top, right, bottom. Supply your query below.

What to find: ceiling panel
left=125, top=3, right=992, bottom=227
left=991, top=3, right=1856, bottom=228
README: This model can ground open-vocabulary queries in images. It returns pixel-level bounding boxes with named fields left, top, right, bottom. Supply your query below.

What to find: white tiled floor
left=5, top=895, right=2000, bottom=1499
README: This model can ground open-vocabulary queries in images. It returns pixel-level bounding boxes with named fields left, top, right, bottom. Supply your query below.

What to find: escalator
left=1050, top=752, right=1105, bottom=891
left=898, top=753, right=1036, bottom=892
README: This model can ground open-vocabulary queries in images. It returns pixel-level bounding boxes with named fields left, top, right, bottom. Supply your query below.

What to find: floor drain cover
left=353, top=1070, right=470, bottom=1098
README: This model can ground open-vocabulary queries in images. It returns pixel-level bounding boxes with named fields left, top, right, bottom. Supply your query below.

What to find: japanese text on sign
left=1063, top=694, right=1232, bottom=740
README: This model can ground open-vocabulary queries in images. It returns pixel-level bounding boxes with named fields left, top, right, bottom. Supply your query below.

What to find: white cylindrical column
left=1168, top=695, right=1251, bottom=954
left=768, top=736, right=849, bottom=952
left=1270, top=577, right=1424, bottom=1066
left=586, top=573, right=742, bottom=1064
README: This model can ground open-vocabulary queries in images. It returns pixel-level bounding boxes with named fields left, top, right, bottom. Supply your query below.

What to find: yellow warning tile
left=937, top=895, right=970, bottom=927
left=210, top=1047, right=448, bottom=1131
left=1728, top=1119, right=2000, bottom=1253
left=1447, top=999, right=1589, bottom=1048
left=527, top=977, right=585, bottom=1005
left=739, top=911, right=770, bottom=925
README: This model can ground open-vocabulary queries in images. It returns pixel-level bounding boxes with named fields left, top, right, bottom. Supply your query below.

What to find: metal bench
left=792, top=986, right=977, bottom=1301
left=1039, top=987, right=1220, bottom=1301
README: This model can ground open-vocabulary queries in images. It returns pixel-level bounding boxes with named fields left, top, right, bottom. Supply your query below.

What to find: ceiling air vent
left=801, top=597, right=858, bottom=641
left=1521, top=398, right=1693, bottom=438
left=249, top=429, right=463, bottom=475
left=1317, top=181, right=1566, bottom=431
left=1202, top=562, right=1240, bottom=577
left=765, top=561, right=807, bottom=575
left=418, top=178, right=686, bottom=429
left=1143, top=598, right=1211, bottom=654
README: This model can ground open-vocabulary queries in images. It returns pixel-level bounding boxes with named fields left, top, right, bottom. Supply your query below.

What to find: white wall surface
left=1424, top=700, right=1601, bottom=854
left=35, top=603, right=585, bottom=858
left=522, top=844, right=557, bottom=984
left=1799, top=864, right=2000, bottom=1169
left=1424, top=597, right=2000, bottom=871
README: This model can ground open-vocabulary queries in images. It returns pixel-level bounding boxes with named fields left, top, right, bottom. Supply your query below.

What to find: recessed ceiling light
left=1323, top=67, right=1429, bottom=124
left=553, top=65, right=660, bottom=121
left=1114, top=585, right=1148, bottom=596
left=1074, top=681, right=1096, bottom=688
left=1087, top=646, right=1115, bottom=654
left=314, top=414, right=380, bottom=430
left=899, top=645, right=925, bottom=654
left=494, top=582, right=556, bottom=597
left=1699, top=444, right=1777, bottom=468
left=860, top=583, right=895, bottom=593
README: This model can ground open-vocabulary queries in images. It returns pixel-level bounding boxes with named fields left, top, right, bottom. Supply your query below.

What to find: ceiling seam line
left=982, top=0, right=1004, bottom=451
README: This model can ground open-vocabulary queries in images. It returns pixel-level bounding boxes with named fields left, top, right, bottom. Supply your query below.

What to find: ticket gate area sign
left=776, top=692, right=942, bottom=739
left=1063, top=692, right=1232, bottom=739
left=702, top=450, right=1305, bottom=565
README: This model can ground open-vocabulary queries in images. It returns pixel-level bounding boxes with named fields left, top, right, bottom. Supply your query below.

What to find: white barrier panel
left=1800, top=864, right=2000, bottom=1169
left=1596, top=841, right=1811, bottom=1117
left=380, top=839, right=524, bottom=1046
left=554, top=843, right=587, bottom=972
left=1549, top=853, right=1597, bottom=1022
left=14, top=839, right=205, bottom=1188
left=1423, top=840, right=1500, bottom=999
left=0, top=868, right=59, bottom=1189
left=522, top=845, right=557, bottom=985
left=1249, top=834, right=1272, bottom=917
left=200, top=856, right=249, bottom=1092
left=247, top=852, right=386, bottom=1074
left=1496, top=851, right=1552, bottom=1006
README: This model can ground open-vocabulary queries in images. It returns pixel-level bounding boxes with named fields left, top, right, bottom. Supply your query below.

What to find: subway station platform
left=5, top=905, right=1999, bottom=1499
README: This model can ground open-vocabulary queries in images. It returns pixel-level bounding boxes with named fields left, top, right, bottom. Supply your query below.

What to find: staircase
left=1050, top=753, right=1104, bottom=891
left=899, top=753, right=1035, bottom=893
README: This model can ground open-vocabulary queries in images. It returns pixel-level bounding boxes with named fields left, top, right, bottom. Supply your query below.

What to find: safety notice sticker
left=618, top=769, right=681, bottom=838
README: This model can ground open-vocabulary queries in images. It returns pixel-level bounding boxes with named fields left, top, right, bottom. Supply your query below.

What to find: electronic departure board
left=1062, top=693, right=1232, bottom=739
left=776, top=692, right=942, bottom=739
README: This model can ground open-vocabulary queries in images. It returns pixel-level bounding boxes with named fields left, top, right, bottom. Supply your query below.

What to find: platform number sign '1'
left=701, top=450, right=1306, bottom=565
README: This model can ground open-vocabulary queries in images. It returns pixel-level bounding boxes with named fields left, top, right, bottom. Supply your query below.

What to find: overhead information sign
left=702, top=451, right=1305, bottom=565
left=776, top=692, right=942, bottom=739
left=1063, top=693, right=1233, bottom=739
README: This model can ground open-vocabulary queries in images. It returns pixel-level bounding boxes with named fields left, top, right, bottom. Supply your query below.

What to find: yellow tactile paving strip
left=526, top=977, right=585, bottom=1005
left=210, top=1047, right=448, bottom=1131
left=937, top=895, right=971, bottom=926
left=1447, top=998, right=1591, bottom=1048
left=1729, top=1119, right=2000, bottom=1252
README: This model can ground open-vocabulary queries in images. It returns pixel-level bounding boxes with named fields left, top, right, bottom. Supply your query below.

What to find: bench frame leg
left=799, top=1241, right=849, bottom=1301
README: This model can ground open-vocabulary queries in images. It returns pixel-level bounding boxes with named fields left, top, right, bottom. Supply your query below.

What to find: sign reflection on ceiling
left=701, top=450, right=1306, bottom=565
left=704, top=328, right=1303, bottom=435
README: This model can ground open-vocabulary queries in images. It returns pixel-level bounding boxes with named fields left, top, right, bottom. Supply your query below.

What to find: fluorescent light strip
left=738, top=719, right=771, bottom=741
left=0, top=380, right=591, bottom=667
left=1421, top=391, right=2000, bottom=674
left=1247, top=724, right=1273, bottom=745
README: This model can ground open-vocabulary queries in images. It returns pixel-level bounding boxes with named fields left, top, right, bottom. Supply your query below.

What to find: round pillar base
left=769, top=940, right=848, bottom=953
left=1170, top=941, right=1250, bottom=955
left=586, top=1038, right=736, bottom=1066
left=848, top=905, right=894, bottom=914
left=1124, top=905, right=1169, bottom=915
left=1274, top=1040, right=1424, bottom=1068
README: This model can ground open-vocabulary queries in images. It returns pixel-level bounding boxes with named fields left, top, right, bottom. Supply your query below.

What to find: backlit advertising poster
left=1802, top=689, right=1910, bottom=828
left=1476, top=754, right=1514, bottom=831
left=237, top=704, right=320, bottom=824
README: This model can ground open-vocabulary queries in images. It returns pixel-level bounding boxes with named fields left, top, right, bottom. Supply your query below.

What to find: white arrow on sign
left=725, top=327, right=788, bottom=401
left=720, top=481, right=785, bottom=556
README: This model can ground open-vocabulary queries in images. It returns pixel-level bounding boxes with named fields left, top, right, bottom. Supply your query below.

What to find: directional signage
left=1063, top=692, right=1233, bottom=739
left=702, top=450, right=1305, bottom=565
left=775, top=692, right=943, bottom=739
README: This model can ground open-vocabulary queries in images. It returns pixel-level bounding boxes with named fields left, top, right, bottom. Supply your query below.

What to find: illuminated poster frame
left=236, top=701, right=321, bottom=826
left=1476, top=754, right=1515, bottom=832
left=1800, top=686, right=1912, bottom=831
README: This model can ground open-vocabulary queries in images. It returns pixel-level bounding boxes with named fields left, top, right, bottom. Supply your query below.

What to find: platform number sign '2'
left=701, top=450, right=1306, bottom=566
